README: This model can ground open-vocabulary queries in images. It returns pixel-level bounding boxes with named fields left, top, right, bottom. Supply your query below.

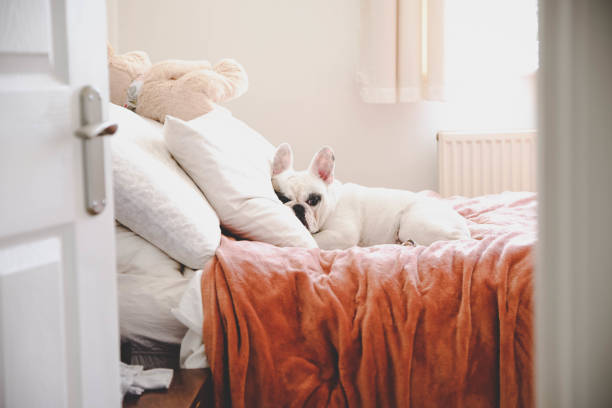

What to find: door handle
left=76, top=86, right=118, bottom=215
left=75, top=121, right=117, bottom=139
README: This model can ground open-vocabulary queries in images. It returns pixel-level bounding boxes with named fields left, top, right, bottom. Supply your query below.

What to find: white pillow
left=110, top=103, right=221, bottom=269
left=163, top=107, right=317, bottom=248
left=115, top=223, right=193, bottom=345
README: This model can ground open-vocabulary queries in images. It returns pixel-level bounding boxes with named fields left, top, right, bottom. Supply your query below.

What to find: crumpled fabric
left=120, top=362, right=173, bottom=398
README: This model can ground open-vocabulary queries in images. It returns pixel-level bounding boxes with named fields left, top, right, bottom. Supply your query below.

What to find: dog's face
left=271, top=143, right=337, bottom=234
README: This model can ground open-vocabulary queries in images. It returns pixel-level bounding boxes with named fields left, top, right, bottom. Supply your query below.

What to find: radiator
left=437, top=131, right=537, bottom=197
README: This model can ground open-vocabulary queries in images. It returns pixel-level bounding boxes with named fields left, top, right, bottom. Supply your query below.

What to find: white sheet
left=172, top=270, right=208, bottom=368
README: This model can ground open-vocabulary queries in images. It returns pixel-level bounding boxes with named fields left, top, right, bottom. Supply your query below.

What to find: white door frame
left=537, top=0, right=612, bottom=406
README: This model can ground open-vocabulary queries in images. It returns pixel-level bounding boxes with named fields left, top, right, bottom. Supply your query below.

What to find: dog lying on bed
left=271, top=143, right=470, bottom=249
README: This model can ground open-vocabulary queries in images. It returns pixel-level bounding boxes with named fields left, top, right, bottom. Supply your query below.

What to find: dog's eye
left=306, top=193, right=321, bottom=207
left=275, top=191, right=291, bottom=204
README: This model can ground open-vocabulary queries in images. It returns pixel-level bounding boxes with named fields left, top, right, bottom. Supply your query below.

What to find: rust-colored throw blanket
left=202, top=192, right=535, bottom=407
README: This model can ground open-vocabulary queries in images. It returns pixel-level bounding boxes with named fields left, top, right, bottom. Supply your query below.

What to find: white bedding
left=172, top=270, right=209, bottom=368
left=116, top=223, right=209, bottom=368
left=116, top=223, right=197, bottom=346
left=111, top=103, right=213, bottom=363
left=110, top=103, right=221, bottom=270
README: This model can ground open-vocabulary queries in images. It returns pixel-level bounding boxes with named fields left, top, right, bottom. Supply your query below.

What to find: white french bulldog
left=271, top=143, right=471, bottom=250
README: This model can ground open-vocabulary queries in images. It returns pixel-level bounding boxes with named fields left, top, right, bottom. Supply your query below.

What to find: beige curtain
left=358, top=0, right=445, bottom=103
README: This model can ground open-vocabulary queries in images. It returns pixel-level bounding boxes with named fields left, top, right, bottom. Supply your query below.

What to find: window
left=444, top=0, right=538, bottom=98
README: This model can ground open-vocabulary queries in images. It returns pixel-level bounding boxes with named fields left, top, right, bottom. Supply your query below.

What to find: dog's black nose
left=292, top=204, right=308, bottom=228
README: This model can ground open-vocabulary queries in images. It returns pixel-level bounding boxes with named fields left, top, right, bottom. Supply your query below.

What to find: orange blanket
left=202, top=192, right=535, bottom=407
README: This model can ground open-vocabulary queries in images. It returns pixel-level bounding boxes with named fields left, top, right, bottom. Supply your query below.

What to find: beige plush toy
left=107, top=44, right=248, bottom=122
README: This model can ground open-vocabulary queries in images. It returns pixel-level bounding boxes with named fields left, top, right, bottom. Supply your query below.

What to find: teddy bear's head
left=107, top=44, right=152, bottom=108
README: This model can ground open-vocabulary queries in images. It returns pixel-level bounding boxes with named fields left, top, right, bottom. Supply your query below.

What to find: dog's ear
left=272, top=143, right=293, bottom=176
left=309, top=146, right=335, bottom=185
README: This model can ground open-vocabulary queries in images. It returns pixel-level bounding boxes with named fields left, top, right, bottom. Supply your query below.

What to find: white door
left=0, top=1, right=120, bottom=407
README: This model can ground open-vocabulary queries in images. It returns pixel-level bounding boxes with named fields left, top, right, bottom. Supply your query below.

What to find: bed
left=111, top=102, right=535, bottom=407
left=179, top=191, right=535, bottom=407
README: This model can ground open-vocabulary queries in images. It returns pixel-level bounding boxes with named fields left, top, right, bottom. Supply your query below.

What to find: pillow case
left=163, top=107, right=317, bottom=248
left=110, top=103, right=221, bottom=269
left=115, top=223, right=194, bottom=345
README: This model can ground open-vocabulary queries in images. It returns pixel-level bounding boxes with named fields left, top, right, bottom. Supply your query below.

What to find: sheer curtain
left=357, top=0, right=445, bottom=103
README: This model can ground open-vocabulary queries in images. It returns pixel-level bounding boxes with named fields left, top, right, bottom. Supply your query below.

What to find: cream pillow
left=110, top=103, right=221, bottom=269
left=163, top=107, right=317, bottom=248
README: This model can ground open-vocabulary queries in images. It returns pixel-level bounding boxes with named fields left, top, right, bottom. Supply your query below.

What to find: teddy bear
left=107, top=44, right=248, bottom=122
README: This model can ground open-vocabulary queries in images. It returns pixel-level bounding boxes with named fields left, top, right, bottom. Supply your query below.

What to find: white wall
left=107, top=0, right=535, bottom=191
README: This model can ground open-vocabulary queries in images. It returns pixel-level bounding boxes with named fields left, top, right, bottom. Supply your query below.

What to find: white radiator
left=437, top=130, right=537, bottom=197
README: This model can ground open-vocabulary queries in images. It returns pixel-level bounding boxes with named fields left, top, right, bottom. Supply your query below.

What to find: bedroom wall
left=106, top=0, right=536, bottom=191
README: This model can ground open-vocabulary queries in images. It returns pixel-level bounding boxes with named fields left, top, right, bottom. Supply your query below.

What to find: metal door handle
left=75, top=121, right=117, bottom=139
left=76, top=86, right=117, bottom=215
